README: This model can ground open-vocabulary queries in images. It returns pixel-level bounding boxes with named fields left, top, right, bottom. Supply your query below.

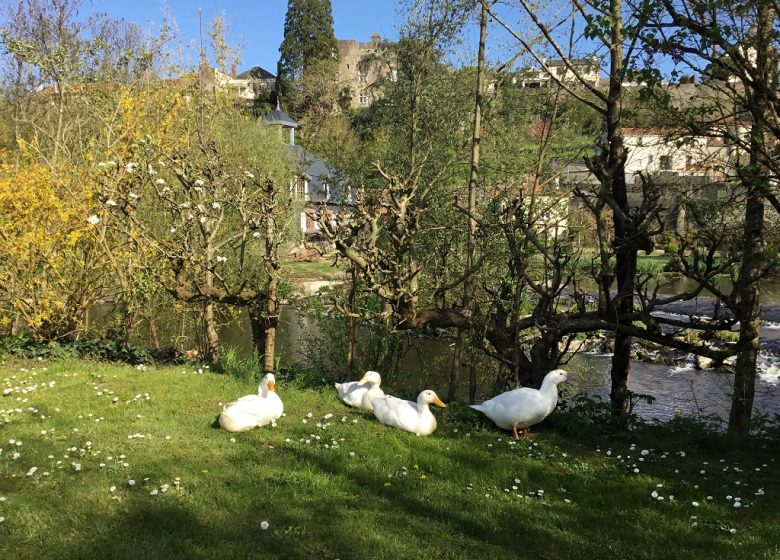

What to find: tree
left=0, top=0, right=162, bottom=167
left=97, top=89, right=294, bottom=369
left=319, top=0, right=741, bottom=397
left=634, top=0, right=780, bottom=433
left=450, top=0, right=487, bottom=402
left=278, top=0, right=339, bottom=117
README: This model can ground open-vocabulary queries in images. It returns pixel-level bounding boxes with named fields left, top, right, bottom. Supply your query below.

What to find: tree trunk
left=606, top=0, right=633, bottom=414
left=469, top=362, right=477, bottom=404
left=248, top=297, right=267, bottom=361
left=729, top=188, right=762, bottom=433
left=347, top=268, right=358, bottom=375
left=728, top=4, right=772, bottom=434
left=263, top=283, right=279, bottom=375
left=449, top=330, right=465, bottom=401
left=202, top=301, right=219, bottom=366
left=450, top=1, right=486, bottom=402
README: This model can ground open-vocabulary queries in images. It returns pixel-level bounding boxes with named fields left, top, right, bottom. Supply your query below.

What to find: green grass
left=283, top=259, right=346, bottom=281
left=1, top=359, right=778, bottom=560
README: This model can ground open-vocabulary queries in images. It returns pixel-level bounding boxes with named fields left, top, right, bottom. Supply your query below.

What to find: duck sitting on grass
left=370, top=390, right=446, bottom=436
left=335, top=370, right=384, bottom=411
left=219, top=373, right=283, bottom=433
left=470, top=369, right=571, bottom=440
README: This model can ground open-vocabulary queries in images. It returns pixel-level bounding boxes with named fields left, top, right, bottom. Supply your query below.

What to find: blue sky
left=93, top=0, right=402, bottom=73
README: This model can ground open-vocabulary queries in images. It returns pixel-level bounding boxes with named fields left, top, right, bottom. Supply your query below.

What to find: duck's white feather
left=371, top=390, right=445, bottom=436
left=218, top=374, right=283, bottom=433
left=471, top=369, right=568, bottom=433
left=335, top=371, right=384, bottom=410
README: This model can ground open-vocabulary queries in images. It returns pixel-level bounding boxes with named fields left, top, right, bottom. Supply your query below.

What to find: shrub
left=215, top=346, right=262, bottom=382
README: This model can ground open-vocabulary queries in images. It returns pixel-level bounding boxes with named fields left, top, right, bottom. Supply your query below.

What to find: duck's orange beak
left=267, top=380, right=276, bottom=392
left=433, top=397, right=447, bottom=408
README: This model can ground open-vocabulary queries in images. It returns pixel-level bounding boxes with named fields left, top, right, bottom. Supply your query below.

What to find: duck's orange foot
left=512, top=427, right=530, bottom=441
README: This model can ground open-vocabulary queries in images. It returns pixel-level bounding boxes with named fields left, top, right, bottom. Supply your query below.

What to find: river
left=101, top=277, right=780, bottom=424
left=216, top=284, right=780, bottom=425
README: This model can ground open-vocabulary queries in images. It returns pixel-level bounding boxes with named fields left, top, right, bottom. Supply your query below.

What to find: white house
left=622, top=127, right=744, bottom=184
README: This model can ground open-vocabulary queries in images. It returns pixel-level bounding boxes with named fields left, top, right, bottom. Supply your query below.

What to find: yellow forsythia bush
left=0, top=162, right=107, bottom=340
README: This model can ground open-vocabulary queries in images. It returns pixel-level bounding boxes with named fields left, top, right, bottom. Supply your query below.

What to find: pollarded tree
left=322, top=0, right=742, bottom=398
left=97, top=88, right=294, bottom=370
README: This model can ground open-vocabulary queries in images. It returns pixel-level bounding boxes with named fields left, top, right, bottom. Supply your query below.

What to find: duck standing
left=470, top=369, right=570, bottom=440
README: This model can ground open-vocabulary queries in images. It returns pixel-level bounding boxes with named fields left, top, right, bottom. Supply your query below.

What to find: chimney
left=371, top=34, right=380, bottom=44
left=231, top=62, right=236, bottom=77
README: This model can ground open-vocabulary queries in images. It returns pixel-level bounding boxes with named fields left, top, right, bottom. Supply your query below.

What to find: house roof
left=289, top=144, right=351, bottom=204
left=235, top=66, right=276, bottom=81
left=266, top=105, right=298, bottom=129
left=622, top=127, right=677, bottom=136
left=544, top=57, right=598, bottom=67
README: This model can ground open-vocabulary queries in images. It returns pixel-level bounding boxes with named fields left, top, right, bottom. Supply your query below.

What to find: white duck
left=470, top=369, right=570, bottom=440
left=370, top=390, right=446, bottom=436
left=335, top=370, right=385, bottom=411
left=218, top=373, right=284, bottom=433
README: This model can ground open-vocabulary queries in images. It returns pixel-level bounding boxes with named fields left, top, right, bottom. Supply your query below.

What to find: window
left=660, top=155, right=673, bottom=170
left=359, top=70, right=368, bottom=83
left=291, top=177, right=308, bottom=200
left=359, top=91, right=368, bottom=105
left=390, top=69, right=398, bottom=82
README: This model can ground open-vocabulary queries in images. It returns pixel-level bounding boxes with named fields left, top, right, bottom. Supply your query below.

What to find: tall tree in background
left=278, top=0, right=339, bottom=119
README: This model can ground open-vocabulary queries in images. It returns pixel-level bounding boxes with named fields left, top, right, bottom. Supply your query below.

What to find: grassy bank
left=1, top=359, right=778, bottom=559
left=284, top=259, right=345, bottom=281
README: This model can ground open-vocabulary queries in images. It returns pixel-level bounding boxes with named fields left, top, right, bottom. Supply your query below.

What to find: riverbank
left=1, top=359, right=778, bottom=559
